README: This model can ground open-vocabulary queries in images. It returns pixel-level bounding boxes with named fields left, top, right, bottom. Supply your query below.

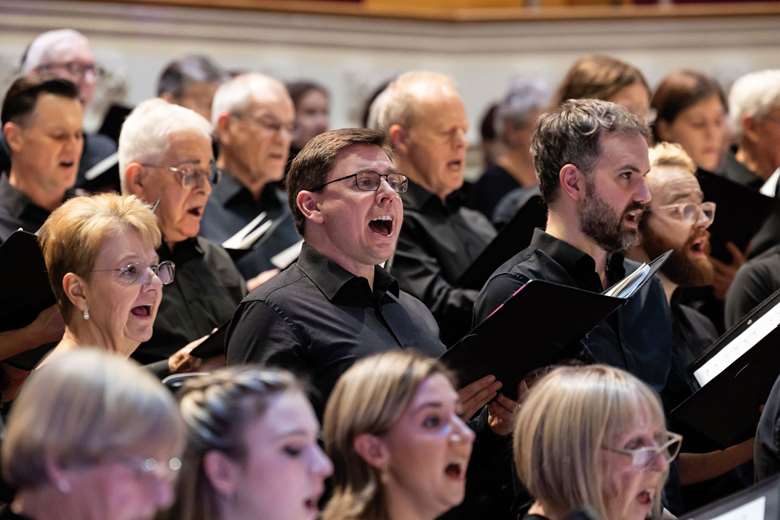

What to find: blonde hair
left=169, top=367, right=304, bottom=520
left=648, top=141, right=696, bottom=175
left=2, top=348, right=184, bottom=489
left=38, top=193, right=161, bottom=324
left=322, top=351, right=454, bottom=520
left=513, top=364, right=667, bottom=520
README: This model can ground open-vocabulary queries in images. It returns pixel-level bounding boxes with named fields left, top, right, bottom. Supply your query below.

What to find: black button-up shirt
left=225, top=242, right=445, bottom=414
left=200, top=175, right=300, bottom=279
left=0, top=175, right=53, bottom=244
left=132, top=237, right=246, bottom=364
left=726, top=244, right=780, bottom=328
left=475, top=229, right=672, bottom=392
left=393, top=181, right=496, bottom=345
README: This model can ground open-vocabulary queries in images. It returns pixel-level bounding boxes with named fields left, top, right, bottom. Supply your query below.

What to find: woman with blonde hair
left=323, top=351, right=475, bottom=520
left=168, top=366, right=332, bottom=520
left=514, top=364, right=681, bottom=520
left=2, top=348, right=185, bottom=520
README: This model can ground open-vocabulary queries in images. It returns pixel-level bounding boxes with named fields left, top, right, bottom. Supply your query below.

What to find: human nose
left=451, top=128, right=467, bottom=149
left=449, top=415, right=476, bottom=446
left=311, top=444, right=334, bottom=478
left=375, top=177, right=399, bottom=204
left=634, top=177, right=652, bottom=205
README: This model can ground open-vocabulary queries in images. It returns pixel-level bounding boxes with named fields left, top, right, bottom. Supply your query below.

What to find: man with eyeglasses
left=629, top=142, right=754, bottom=510
left=370, top=71, right=497, bottom=345
left=2, top=29, right=121, bottom=193
left=121, top=98, right=246, bottom=373
left=201, top=73, right=300, bottom=286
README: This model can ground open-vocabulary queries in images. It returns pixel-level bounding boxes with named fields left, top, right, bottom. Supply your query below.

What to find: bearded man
left=474, top=98, right=672, bottom=392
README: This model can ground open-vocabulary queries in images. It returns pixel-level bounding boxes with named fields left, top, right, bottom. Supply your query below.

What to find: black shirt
left=393, top=181, right=496, bottom=345
left=467, top=163, right=520, bottom=220
left=725, top=244, right=780, bottom=328
left=199, top=174, right=300, bottom=279
left=225, top=242, right=445, bottom=413
left=720, top=146, right=764, bottom=191
left=474, top=229, right=672, bottom=392
left=132, top=237, right=246, bottom=364
left=0, top=175, right=53, bottom=244
left=755, top=374, right=780, bottom=481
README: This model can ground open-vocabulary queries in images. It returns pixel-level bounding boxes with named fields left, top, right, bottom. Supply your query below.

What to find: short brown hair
left=286, top=128, right=391, bottom=235
left=531, top=98, right=649, bottom=204
left=553, top=54, right=650, bottom=107
left=1, top=75, right=79, bottom=127
left=38, top=193, right=161, bottom=324
left=651, top=70, right=727, bottom=142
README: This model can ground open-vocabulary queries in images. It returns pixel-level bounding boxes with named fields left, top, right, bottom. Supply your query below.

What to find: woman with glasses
left=322, top=351, right=475, bottom=520
left=37, top=193, right=172, bottom=360
left=167, top=366, right=332, bottom=520
left=514, top=364, right=680, bottom=520
left=2, top=348, right=185, bottom=520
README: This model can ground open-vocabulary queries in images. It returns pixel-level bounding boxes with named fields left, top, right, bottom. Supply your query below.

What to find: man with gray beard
left=474, top=98, right=672, bottom=393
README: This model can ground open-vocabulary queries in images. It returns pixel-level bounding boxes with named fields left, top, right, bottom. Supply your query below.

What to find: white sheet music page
left=697, top=495, right=765, bottom=520
left=694, top=300, right=780, bottom=387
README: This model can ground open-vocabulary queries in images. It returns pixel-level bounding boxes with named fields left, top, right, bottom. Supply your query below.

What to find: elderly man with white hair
left=2, top=28, right=120, bottom=192
left=120, top=98, right=246, bottom=370
left=200, top=73, right=299, bottom=283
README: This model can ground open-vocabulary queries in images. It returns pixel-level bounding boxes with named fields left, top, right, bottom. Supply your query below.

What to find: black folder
left=458, top=193, right=547, bottom=290
left=679, top=473, right=780, bottom=520
left=697, top=169, right=776, bottom=262
left=0, top=230, right=57, bottom=369
left=190, top=321, right=230, bottom=359
left=672, top=286, right=780, bottom=448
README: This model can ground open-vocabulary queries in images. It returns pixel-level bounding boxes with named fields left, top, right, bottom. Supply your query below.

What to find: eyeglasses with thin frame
left=36, top=61, right=102, bottom=79
left=121, top=456, right=182, bottom=482
left=656, top=201, right=716, bottom=226
left=92, top=261, right=176, bottom=286
left=312, top=169, right=409, bottom=194
left=144, top=160, right=221, bottom=189
left=232, top=112, right=294, bottom=136
left=603, top=431, right=683, bottom=469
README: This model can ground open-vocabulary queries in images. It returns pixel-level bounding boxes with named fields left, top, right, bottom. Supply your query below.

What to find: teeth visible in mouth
left=369, top=216, right=393, bottom=236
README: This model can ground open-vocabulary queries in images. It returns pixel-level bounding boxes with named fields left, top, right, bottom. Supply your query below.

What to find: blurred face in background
left=293, top=88, right=330, bottom=150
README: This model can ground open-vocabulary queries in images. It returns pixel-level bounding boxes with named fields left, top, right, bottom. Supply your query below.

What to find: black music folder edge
left=679, top=473, right=780, bottom=520
left=442, top=249, right=670, bottom=400
left=672, top=286, right=780, bottom=448
left=190, top=321, right=230, bottom=359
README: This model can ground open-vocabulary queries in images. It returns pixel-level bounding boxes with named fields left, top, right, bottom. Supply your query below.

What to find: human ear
left=559, top=164, right=584, bottom=201
left=3, top=122, right=23, bottom=153
left=124, top=163, right=147, bottom=198
left=296, top=190, right=324, bottom=225
left=215, top=112, right=233, bottom=145
left=388, top=124, right=408, bottom=155
left=62, top=273, right=89, bottom=313
left=353, top=433, right=390, bottom=470
left=203, top=450, right=242, bottom=498
left=741, top=115, right=760, bottom=144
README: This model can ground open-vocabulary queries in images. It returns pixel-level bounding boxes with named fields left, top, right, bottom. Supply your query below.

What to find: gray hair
left=118, top=98, right=212, bottom=193
left=21, top=29, right=90, bottom=73
left=728, top=69, right=780, bottom=140
left=210, top=72, right=290, bottom=127
left=371, top=70, right=458, bottom=136
left=494, top=78, right=551, bottom=139
left=531, top=98, right=649, bottom=204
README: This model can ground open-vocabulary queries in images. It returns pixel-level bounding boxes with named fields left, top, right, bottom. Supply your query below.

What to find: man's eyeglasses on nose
left=92, top=261, right=176, bottom=286
left=312, top=170, right=409, bottom=194
left=232, top=113, right=294, bottom=136
left=657, top=201, right=716, bottom=226
left=37, top=61, right=102, bottom=79
left=145, top=161, right=221, bottom=189
left=603, top=431, right=683, bottom=469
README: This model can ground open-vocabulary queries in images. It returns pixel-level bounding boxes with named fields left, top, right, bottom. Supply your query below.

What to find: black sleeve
left=725, top=260, right=777, bottom=328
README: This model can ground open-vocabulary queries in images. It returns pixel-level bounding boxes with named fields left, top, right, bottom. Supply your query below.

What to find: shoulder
left=242, top=263, right=310, bottom=303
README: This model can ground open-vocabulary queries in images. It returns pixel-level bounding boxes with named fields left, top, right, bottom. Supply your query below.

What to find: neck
left=8, top=168, right=65, bottom=211
left=218, top=155, right=268, bottom=201
left=384, top=489, right=433, bottom=520
left=736, top=142, right=775, bottom=180
left=546, top=209, right=609, bottom=286
left=658, top=272, right=678, bottom=303
left=495, top=150, right=537, bottom=187
left=397, top=157, right=449, bottom=202
left=304, top=237, right=376, bottom=288
left=528, top=500, right=567, bottom=520
left=61, top=320, right=136, bottom=358
left=14, top=484, right=95, bottom=520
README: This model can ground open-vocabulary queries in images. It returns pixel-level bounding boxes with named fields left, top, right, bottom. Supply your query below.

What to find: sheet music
left=694, top=300, right=780, bottom=387
left=270, top=240, right=303, bottom=269
left=695, top=495, right=765, bottom=520
left=222, top=212, right=268, bottom=250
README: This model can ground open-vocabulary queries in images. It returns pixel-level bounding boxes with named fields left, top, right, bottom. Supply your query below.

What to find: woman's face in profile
left=380, top=374, right=476, bottom=519
left=600, top=411, right=669, bottom=520
left=82, top=229, right=163, bottom=350
left=227, top=391, right=332, bottom=520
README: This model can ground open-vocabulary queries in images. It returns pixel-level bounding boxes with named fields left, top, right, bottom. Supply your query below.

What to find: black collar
left=401, top=180, right=466, bottom=214
left=212, top=171, right=285, bottom=210
left=158, top=236, right=207, bottom=261
left=0, top=174, right=64, bottom=228
left=296, top=242, right=399, bottom=303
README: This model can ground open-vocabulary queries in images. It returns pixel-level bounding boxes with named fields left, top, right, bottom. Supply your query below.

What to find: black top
left=199, top=174, right=300, bottom=278
left=0, top=175, right=53, bottom=244
left=132, top=237, right=246, bottom=364
left=755, top=374, right=780, bottom=481
left=720, top=146, right=764, bottom=191
left=725, top=244, right=780, bottom=328
left=474, top=229, right=672, bottom=392
left=225, top=242, right=445, bottom=414
left=467, top=163, right=520, bottom=220
left=393, top=181, right=496, bottom=345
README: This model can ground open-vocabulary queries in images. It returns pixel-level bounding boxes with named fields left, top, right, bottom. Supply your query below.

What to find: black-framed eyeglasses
left=602, top=431, right=683, bottom=469
left=92, top=261, right=176, bottom=286
left=312, top=170, right=408, bottom=194
left=145, top=160, right=221, bottom=189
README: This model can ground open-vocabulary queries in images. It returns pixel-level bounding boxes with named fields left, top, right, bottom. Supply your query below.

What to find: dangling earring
left=83, top=307, right=90, bottom=320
